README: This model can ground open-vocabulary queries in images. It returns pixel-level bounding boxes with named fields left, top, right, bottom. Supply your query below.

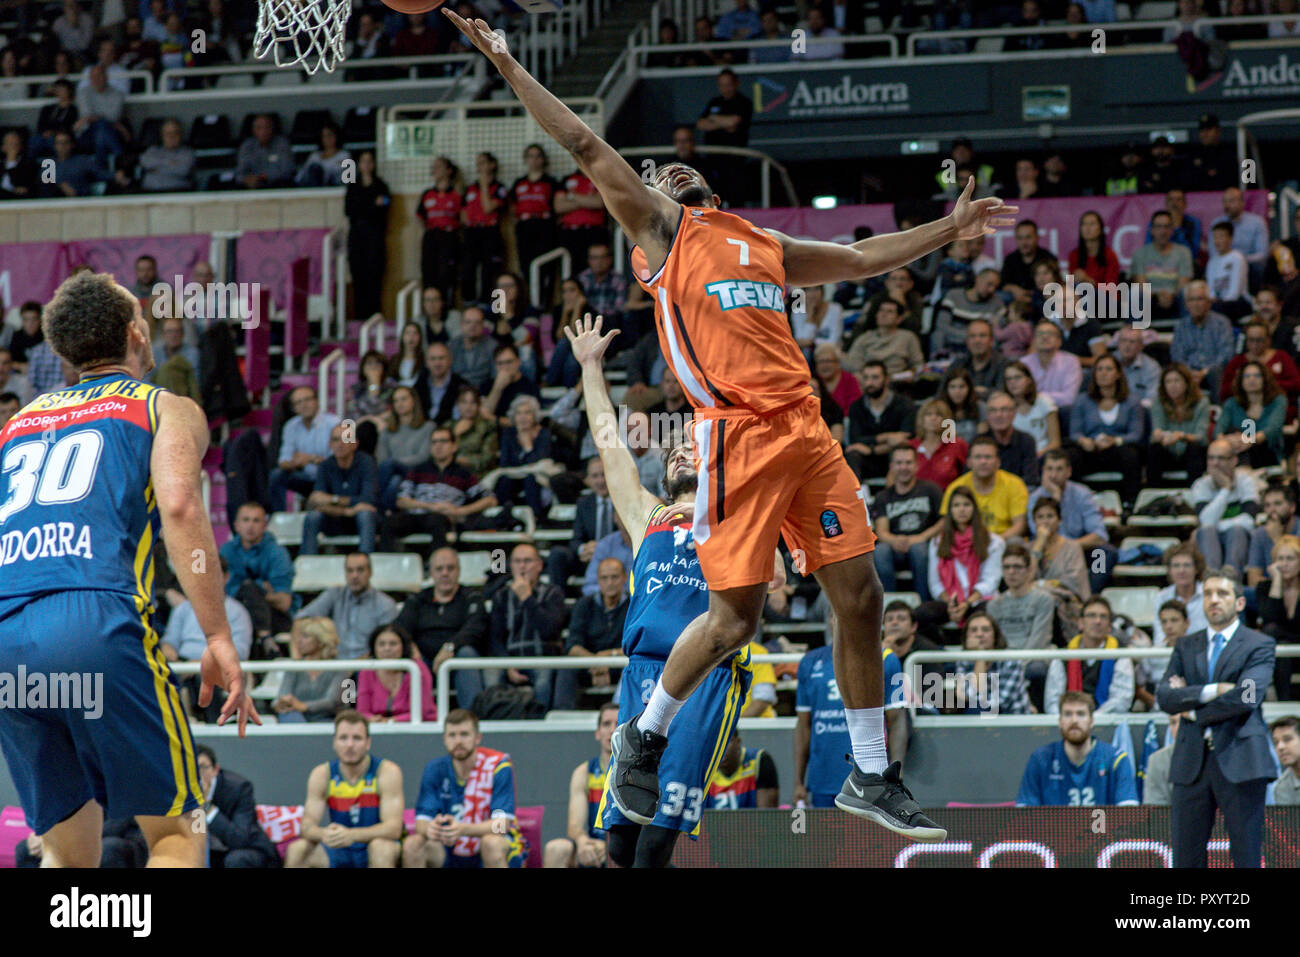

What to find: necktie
left=596, top=499, right=609, bottom=541
left=1208, top=633, right=1226, bottom=679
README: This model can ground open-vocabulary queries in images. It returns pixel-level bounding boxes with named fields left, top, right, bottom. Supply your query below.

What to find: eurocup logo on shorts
left=820, top=509, right=843, bottom=538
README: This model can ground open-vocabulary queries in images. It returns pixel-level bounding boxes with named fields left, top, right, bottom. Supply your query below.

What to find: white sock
left=844, top=707, right=888, bottom=775
left=639, top=679, right=685, bottom=737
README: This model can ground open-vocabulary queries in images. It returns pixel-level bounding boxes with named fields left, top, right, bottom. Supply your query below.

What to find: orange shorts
left=690, top=395, right=876, bottom=590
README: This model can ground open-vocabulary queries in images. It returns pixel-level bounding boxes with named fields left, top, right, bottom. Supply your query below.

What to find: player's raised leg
left=38, top=801, right=103, bottom=868
left=813, top=553, right=946, bottom=841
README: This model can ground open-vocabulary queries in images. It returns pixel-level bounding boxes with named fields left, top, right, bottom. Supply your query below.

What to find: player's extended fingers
left=197, top=677, right=213, bottom=707
left=238, top=696, right=263, bottom=737
left=216, top=675, right=241, bottom=724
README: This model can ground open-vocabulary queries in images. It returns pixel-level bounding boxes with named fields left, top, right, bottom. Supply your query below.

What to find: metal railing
left=157, top=54, right=479, bottom=92
left=528, top=247, right=571, bottom=310
left=317, top=347, right=347, bottom=419
left=904, top=19, right=1177, bottom=55
left=434, top=652, right=805, bottom=725
left=1282, top=187, right=1300, bottom=241
left=0, top=69, right=153, bottom=104
left=328, top=225, right=347, bottom=343
left=617, top=144, right=798, bottom=209
left=395, top=279, right=420, bottom=331
left=906, top=646, right=1300, bottom=723
left=1236, top=109, right=1300, bottom=201
left=359, top=311, right=389, bottom=356
left=634, top=32, right=899, bottom=63
left=169, top=658, right=427, bottom=726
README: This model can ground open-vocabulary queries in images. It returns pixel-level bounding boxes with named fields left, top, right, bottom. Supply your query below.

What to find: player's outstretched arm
left=567, top=314, right=661, bottom=553
left=442, top=8, right=678, bottom=265
left=771, top=177, right=1018, bottom=287
left=151, top=391, right=260, bottom=735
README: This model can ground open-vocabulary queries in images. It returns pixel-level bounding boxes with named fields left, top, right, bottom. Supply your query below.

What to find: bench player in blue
left=0, top=271, right=257, bottom=867
left=795, top=602, right=910, bottom=808
left=570, top=315, right=778, bottom=867
left=1016, top=691, right=1139, bottom=807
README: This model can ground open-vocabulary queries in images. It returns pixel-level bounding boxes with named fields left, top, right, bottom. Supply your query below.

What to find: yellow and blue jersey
left=0, top=373, right=164, bottom=610
left=0, top=373, right=205, bottom=834
left=707, top=746, right=768, bottom=809
left=585, top=756, right=608, bottom=838
left=327, top=755, right=382, bottom=831
left=324, top=755, right=384, bottom=868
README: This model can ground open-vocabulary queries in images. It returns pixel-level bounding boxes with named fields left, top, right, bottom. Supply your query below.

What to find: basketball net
left=254, top=0, right=352, bottom=75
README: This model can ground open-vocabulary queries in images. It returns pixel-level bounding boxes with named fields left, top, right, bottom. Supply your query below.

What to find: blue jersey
left=796, top=645, right=904, bottom=796
left=1016, top=739, right=1140, bottom=807
left=623, top=504, right=714, bottom=660
left=0, top=374, right=164, bottom=609
left=415, top=749, right=517, bottom=822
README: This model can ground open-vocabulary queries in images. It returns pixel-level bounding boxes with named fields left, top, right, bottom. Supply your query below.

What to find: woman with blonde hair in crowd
left=274, top=617, right=346, bottom=723
left=911, top=397, right=968, bottom=489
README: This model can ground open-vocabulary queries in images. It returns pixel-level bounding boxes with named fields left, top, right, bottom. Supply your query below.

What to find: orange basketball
left=379, top=0, right=446, bottom=14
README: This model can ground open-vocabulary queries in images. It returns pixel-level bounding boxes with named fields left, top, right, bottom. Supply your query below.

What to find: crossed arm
left=1156, top=637, right=1276, bottom=724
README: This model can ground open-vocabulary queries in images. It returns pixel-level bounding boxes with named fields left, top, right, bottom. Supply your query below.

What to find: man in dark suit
left=545, top=455, right=615, bottom=588
left=414, top=342, right=469, bottom=426
left=197, top=745, right=281, bottom=868
left=1156, top=571, right=1277, bottom=869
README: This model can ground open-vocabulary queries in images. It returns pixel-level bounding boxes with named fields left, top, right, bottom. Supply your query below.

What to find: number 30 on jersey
left=0, top=432, right=104, bottom=525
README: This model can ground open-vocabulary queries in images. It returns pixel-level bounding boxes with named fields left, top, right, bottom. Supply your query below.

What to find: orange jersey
left=631, top=206, right=812, bottom=415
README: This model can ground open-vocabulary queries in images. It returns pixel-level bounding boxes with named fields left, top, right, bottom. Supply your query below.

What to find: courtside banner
left=673, top=807, right=1300, bottom=867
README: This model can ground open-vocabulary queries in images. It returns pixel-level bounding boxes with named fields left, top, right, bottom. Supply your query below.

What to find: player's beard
left=663, top=467, right=698, bottom=500
left=674, top=183, right=712, bottom=207
left=1062, top=726, right=1089, bottom=746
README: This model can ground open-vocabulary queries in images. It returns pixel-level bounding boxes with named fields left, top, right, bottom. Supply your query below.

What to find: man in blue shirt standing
left=1017, top=691, right=1139, bottom=806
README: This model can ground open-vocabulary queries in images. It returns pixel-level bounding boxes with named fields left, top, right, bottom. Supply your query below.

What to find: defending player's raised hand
left=442, top=8, right=513, bottom=68
left=199, top=637, right=262, bottom=737
left=565, top=313, right=620, bottom=366
left=950, top=175, right=1019, bottom=239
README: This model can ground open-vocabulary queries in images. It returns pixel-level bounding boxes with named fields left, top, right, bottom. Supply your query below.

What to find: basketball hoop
left=254, top=0, right=352, bottom=76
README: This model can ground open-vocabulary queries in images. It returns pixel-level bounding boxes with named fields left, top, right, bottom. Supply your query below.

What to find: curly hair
left=42, top=271, right=139, bottom=369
